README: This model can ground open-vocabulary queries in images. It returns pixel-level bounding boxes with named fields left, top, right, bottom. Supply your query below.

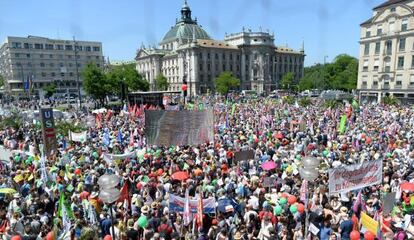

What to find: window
left=93, top=46, right=100, bottom=51
left=45, top=44, right=53, bottom=50
left=27, top=62, right=31, bottom=67
left=49, top=54, right=53, bottom=58
left=67, top=55, right=72, bottom=59
left=215, top=53, right=218, bottom=60
left=87, top=56, right=91, bottom=59
left=199, top=64, right=203, bottom=71
left=412, top=55, right=414, bottom=68
left=24, top=43, right=32, bottom=49
left=60, top=63, right=64, bottom=67
left=57, top=45, right=64, bottom=50
left=375, top=42, right=380, bottom=54
left=95, top=56, right=99, bottom=60
left=366, top=30, right=371, bottom=37
left=26, top=54, right=30, bottom=58
left=97, top=64, right=100, bottom=67
left=77, top=63, right=81, bottom=67
left=215, top=64, right=218, bottom=71
left=399, top=38, right=406, bottom=51
left=237, top=55, right=240, bottom=60
left=396, top=75, right=402, bottom=86
left=34, top=43, right=43, bottom=49
left=41, top=72, right=46, bottom=77
left=377, top=25, right=383, bottom=35
left=374, top=59, right=379, bottom=71
left=69, top=72, right=73, bottom=77
left=386, top=41, right=392, bottom=54
left=222, top=53, right=226, bottom=60
left=391, top=7, right=396, bottom=12
left=50, top=63, right=54, bottom=67
left=40, top=54, right=44, bottom=58
left=51, top=72, right=55, bottom=77
left=207, top=64, right=211, bottom=71
left=410, top=75, right=414, bottom=85
left=14, top=53, right=20, bottom=58
left=61, top=73, right=65, bottom=77
left=398, top=56, right=404, bottom=69
left=230, top=54, right=233, bottom=60
left=223, top=64, right=226, bottom=71
left=65, top=45, right=73, bottom=51
left=401, top=19, right=408, bottom=31
left=11, top=42, right=22, bottom=48
left=373, top=81, right=378, bottom=86
left=207, top=53, right=210, bottom=59
left=40, top=63, right=45, bottom=67
left=85, top=46, right=91, bottom=52
left=75, top=45, right=82, bottom=51
left=364, top=44, right=370, bottom=55
left=363, top=60, right=369, bottom=71
left=69, top=63, right=73, bottom=67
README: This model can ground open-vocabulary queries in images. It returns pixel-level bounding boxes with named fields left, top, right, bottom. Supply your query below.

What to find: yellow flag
left=14, top=174, right=24, bottom=183
left=361, top=212, right=379, bottom=236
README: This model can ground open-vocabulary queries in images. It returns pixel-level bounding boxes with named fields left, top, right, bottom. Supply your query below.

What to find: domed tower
left=160, top=0, right=211, bottom=50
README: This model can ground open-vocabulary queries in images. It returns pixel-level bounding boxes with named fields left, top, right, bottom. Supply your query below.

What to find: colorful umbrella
left=400, top=182, right=414, bottom=192
left=0, top=188, right=17, bottom=194
left=262, top=161, right=277, bottom=171
left=171, top=171, right=190, bottom=181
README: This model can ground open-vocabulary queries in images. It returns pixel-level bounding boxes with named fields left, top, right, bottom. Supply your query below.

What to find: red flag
left=129, top=133, right=134, bottom=146
left=96, top=114, right=102, bottom=129
left=117, top=181, right=131, bottom=210
left=105, top=110, right=113, bottom=122
left=196, top=193, right=203, bottom=229
left=128, top=103, right=132, bottom=113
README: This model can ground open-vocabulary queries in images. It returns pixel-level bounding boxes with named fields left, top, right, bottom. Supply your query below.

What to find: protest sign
left=360, top=212, right=379, bottom=237
left=263, top=177, right=277, bottom=188
left=69, top=131, right=87, bottom=142
left=234, top=150, right=255, bottom=162
left=169, top=194, right=216, bottom=213
left=102, top=152, right=136, bottom=164
left=383, top=192, right=396, bottom=215
left=145, top=110, right=214, bottom=146
left=40, top=108, right=57, bottom=157
left=328, top=159, right=382, bottom=195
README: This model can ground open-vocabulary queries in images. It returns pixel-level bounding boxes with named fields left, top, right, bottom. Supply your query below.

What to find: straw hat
left=233, top=232, right=242, bottom=240
left=141, top=205, right=150, bottom=214
left=151, top=201, right=159, bottom=209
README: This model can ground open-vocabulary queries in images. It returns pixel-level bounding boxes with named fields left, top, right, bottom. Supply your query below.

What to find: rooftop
left=373, top=0, right=408, bottom=10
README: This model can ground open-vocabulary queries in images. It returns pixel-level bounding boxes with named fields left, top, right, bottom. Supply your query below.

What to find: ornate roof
left=160, top=1, right=210, bottom=44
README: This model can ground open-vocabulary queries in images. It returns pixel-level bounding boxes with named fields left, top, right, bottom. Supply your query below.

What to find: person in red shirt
left=258, top=207, right=277, bottom=225
left=226, top=148, right=234, bottom=166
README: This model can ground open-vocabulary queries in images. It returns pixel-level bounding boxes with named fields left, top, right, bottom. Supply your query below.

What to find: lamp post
left=98, top=174, right=121, bottom=240
left=73, top=36, right=82, bottom=109
left=323, top=55, right=328, bottom=90
left=299, top=156, right=320, bottom=238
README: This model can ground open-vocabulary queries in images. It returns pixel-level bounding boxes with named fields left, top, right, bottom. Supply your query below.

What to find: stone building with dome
left=135, top=1, right=305, bottom=96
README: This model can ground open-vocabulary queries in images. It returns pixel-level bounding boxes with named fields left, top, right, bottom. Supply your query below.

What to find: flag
left=352, top=191, right=362, bottom=214
left=105, top=110, right=113, bottom=122
left=231, top=104, right=236, bottom=116
left=198, top=103, right=204, bottom=111
left=339, top=114, right=347, bottom=134
left=58, top=193, right=74, bottom=219
left=123, top=103, right=128, bottom=112
left=96, top=114, right=102, bottom=128
left=225, top=112, right=229, bottom=129
left=196, top=193, right=203, bottom=229
left=129, top=133, right=134, bottom=146
left=117, top=181, right=131, bottom=211
left=103, top=130, right=110, bottom=147
left=29, top=75, right=34, bottom=93
left=300, top=180, right=308, bottom=205
left=360, top=212, right=379, bottom=237
left=183, top=189, right=192, bottom=226
left=373, top=211, right=383, bottom=240
left=24, top=76, right=30, bottom=91
left=117, top=129, right=123, bottom=143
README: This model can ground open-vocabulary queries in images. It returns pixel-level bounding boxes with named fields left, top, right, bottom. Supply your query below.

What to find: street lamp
left=299, top=156, right=320, bottom=238
left=98, top=174, right=120, bottom=240
left=323, top=56, right=328, bottom=90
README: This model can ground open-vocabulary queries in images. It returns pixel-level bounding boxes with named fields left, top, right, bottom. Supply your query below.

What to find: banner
left=165, top=105, right=180, bottom=111
left=145, top=110, right=214, bottom=146
left=40, top=108, right=57, bottom=157
left=339, top=114, right=347, bottom=134
left=234, top=150, right=255, bottom=162
left=328, top=159, right=382, bottom=195
left=102, top=152, right=136, bottom=164
left=69, top=130, right=87, bottom=142
left=169, top=194, right=216, bottom=213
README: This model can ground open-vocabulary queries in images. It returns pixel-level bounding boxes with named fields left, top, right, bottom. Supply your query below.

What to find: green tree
left=43, top=83, right=56, bottom=98
left=214, top=71, right=240, bottom=95
left=280, top=72, right=295, bottom=90
left=155, top=74, right=169, bottom=91
left=106, top=64, right=149, bottom=95
left=82, top=63, right=111, bottom=106
left=0, top=75, right=4, bottom=88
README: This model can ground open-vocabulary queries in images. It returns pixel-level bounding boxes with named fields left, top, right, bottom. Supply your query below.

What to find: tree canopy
left=280, top=72, right=295, bottom=90
left=298, top=54, right=358, bottom=91
left=43, top=83, right=56, bottom=98
left=82, top=63, right=111, bottom=105
left=155, top=74, right=169, bottom=91
left=214, top=72, right=240, bottom=95
left=106, top=63, right=149, bottom=94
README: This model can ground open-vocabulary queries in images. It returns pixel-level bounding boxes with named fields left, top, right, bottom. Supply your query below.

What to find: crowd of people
left=1, top=95, right=414, bottom=240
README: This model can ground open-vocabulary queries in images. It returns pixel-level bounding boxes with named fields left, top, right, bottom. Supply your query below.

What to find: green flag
left=339, top=114, right=347, bottom=134
left=188, top=103, right=194, bottom=110
left=198, top=103, right=204, bottom=111
left=58, top=193, right=74, bottom=219
left=231, top=104, right=236, bottom=116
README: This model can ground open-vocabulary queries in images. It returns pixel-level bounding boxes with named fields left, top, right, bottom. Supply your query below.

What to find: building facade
left=0, top=36, right=104, bottom=97
left=358, top=0, right=414, bottom=103
left=136, top=2, right=305, bottom=96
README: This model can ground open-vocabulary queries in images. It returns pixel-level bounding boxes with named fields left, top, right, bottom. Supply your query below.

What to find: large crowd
left=1, top=96, right=414, bottom=240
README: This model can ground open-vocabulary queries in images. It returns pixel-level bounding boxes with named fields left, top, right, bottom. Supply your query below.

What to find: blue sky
left=0, top=0, right=384, bottom=66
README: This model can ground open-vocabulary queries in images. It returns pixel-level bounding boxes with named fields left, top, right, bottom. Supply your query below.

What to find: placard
left=40, top=108, right=57, bottom=157
left=234, top=150, right=255, bottom=162
left=263, top=177, right=277, bottom=188
left=145, top=110, right=214, bottom=146
left=383, top=192, right=396, bottom=215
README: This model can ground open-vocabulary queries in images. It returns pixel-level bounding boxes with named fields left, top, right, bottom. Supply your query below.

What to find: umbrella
left=0, top=188, right=17, bottom=194
left=400, top=182, right=414, bottom=192
left=171, top=171, right=190, bottom=181
left=262, top=161, right=277, bottom=171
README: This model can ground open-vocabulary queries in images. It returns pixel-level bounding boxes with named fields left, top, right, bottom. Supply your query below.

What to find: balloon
left=274, top=205, right=283, bottom=215
left=299, top=167, right=319, bottom=181
left=302, top=156, right=320, bottom=168
left=45, top=232, right=54, bottom=240
left=295, top=155, right=301, bottom=160
left=14, top=156, right=20, bottom=162
left=350, top=230, right=360, bottom=240
left=297, top=203, right=305, bottom=213
left=97, top=175, right=119, bottom=189
left=92, top=152, right=99, bottom=158
left=279, top=198, right=287, bottom=205
left=103, top=235, right=112, bottom=240
left=288, top=195, right=297, bottom=205
left=99, top=188, right=121, bottom=204
left=138, top=215, right=148, bottom=228
left=364, top=231, right=375, bottom=240
left=75, top=169, right=81, bottom=175
left=289, top=205, right=298, bottom=214
left=11, top=236, right=21, bottom=240
left=181, top=84, right=188, bottom=91
left=323, top=150, right=329, bottom=157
